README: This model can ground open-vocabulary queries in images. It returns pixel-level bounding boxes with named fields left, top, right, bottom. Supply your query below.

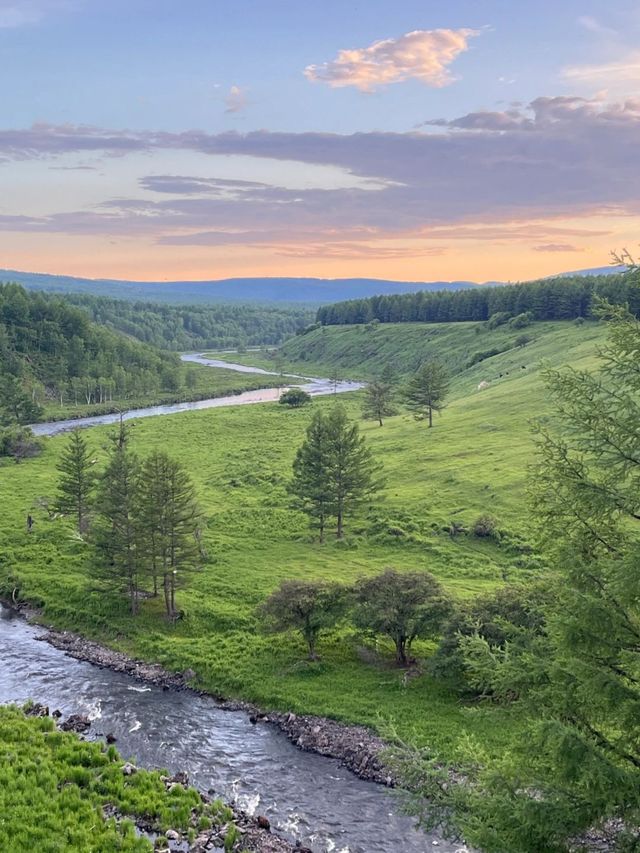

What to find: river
left=31, top=354, right=364, bottom=437
left=0, top=606, right=465, bottom=853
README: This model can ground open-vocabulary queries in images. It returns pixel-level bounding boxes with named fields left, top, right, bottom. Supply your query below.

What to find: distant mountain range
left=0, top=270, right=490, bottom=304
left=0, top=266, right=627, bottom=305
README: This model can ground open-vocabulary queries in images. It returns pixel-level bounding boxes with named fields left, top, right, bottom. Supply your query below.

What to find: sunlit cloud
left=304, top=28, right=479, bottom=92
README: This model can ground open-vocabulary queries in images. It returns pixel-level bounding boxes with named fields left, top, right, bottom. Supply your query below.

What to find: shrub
left=487, top=311, right=512, bottom=329
left=473, top=513, right=499, bottom=538
left=0, top=426, right=43, bottom=461
left=429, top=582, right=551, bottom=697
left=467, top=347, right=506, bottom=367
left=279, top=388, right=312, bottom=407
left=514, top=334, right=532, bottom=348
left=508, top=312, right=533, bottom=329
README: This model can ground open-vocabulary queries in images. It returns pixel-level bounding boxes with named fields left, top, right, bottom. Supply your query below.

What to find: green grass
left=209, top=319, right=606, bottom=392
left=0, top=319, right=608, bottom=764
left=0, top=705, right=229, bottom=852
left=40, top=361, right=287, bottom=422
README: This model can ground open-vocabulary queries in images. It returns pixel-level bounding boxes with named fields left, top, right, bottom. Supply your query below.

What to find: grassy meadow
left=0, top=319, right=607, bottom=762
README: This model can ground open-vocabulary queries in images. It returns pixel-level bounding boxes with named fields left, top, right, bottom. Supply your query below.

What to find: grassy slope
left=0, top=320, right=606, bottom=762
left=0, top=706, right=226, bottom=853
left=210, top=319, right=605, bottom=391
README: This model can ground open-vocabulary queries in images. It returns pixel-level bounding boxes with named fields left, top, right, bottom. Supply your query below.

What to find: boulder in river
left=60, top=713, right=91, bottom=732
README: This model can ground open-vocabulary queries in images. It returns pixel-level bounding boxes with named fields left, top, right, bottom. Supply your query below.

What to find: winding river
left=32, top=354, right=364, bottom=437
left=15, top=355, right=465, bottom=851
left=0, top=606, right=466, bottom=853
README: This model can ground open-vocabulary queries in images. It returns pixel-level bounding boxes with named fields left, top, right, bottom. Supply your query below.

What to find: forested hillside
left=0, top=283, right=282, bottom=427
left=63, top=293, right=314, bottom=350
left=316, top=272, right=638, bottom=325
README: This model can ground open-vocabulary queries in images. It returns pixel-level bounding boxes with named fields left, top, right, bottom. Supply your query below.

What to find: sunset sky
left=2, top=0, right=640, bottom=283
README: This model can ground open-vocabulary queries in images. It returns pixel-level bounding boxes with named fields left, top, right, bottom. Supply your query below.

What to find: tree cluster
left=259, top=568, right=452, bottom=665
left=316, top=271, right=638, bottom=326
left=55, top=425, right=203, bottom=617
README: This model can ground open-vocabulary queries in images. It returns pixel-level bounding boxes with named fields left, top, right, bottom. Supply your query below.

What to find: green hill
left=213, top=317, right=607, bottom=396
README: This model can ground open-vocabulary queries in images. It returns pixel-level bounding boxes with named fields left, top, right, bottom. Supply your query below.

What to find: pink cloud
left=304, top=28, right=479, bottom=92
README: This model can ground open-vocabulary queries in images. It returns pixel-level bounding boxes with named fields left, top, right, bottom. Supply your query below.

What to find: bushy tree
left=403, top=362, right=450, bottom=428
left=353, top=569, right=451, bottom=665
left=0, top=374, right=43, bottom=426
left=289, top=410, right=333, bottom=541
left=279, top=387, right=312, bottom=407
left=258, top=579, right=346, bottom=659
left=55, top=429, right=96, bottom=533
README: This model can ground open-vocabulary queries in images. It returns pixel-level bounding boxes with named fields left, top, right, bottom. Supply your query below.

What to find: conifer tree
left=290, top=406, right=383, bottom=539
left=138, top=451, right=202, bottom=617
left=403, top=362, right=450, bottom=428
left=362, top=377, right=396, bottom=426
left=94, top=435, right=142, bottom=615
left=54, top=428, right=95, bottom=533
left=289, top=410, right=333, bottom=542
left=325, top=405, right=384, bottom=538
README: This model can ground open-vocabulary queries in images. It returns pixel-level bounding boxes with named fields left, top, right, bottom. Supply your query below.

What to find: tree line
left=315, top=271, right=639, bottom=326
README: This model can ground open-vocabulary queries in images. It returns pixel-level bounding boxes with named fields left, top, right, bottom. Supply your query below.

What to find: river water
left=31, top=355, right=364, bottom=437
left=0, top=606, right=465, bottom=853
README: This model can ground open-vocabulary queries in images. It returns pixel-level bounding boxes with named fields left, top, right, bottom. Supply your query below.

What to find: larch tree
left=362, top=377, right=396, bottom=427
left=54, top=428, right=96, bottom=533
left=403, top=362, right=450, bottom=428
left=94, top=437, right=142, bottom=615
left=138, top=451, right=202, bottom=618
left=325, top=405, right=384, bottom=538
left=289, top=409, right=333, bottom=542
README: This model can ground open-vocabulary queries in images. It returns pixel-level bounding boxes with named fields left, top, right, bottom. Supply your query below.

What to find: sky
left=1, top=0, right=640, bottom=283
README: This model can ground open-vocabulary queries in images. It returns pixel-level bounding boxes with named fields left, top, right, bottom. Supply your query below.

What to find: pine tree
left=362, top=378, right=396, bottom=427
left=290, top=406, right=383, bottom=539
left=138, top=451, right=202, bottom=618
left=325, top=405, right=384, bottom=538
left=94, top=440, right=142, bottom=615
left=289, top=410, right=333, bottom=542
left=54, top=428, right=95, bottom=533
left=403, top=362, right=450, bottom=428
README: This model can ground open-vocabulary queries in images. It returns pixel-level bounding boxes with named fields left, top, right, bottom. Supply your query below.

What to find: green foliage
left=316, top=271, right=637, bottom=326
left=393, top=272, right=640, bottom=850
left=258, top=579, right=347, bottom=659
left=0, top=706, right=204, bottom=853
left=361, top=377, right=396, bottom=426
left=403, top=362, right=450, bottom=427
left=63, top=292, right=314, bottom=350
left=353, top=569, right=452, bottom=665
left=290, top=405, right=384, bottom=539
left=55, top=429, right=96, bottom=532
left=279, top=387, right=312, bottom=407
left=472, top=513, right=498, bottom=538
left=0, top=425, right=43, bottom=461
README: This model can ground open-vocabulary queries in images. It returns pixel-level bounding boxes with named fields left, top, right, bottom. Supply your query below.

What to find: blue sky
left=1, top=0, right=639, bottom=281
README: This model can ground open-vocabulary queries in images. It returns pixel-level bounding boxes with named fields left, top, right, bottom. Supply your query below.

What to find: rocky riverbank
left=40, top=622, right=393, bottom=787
